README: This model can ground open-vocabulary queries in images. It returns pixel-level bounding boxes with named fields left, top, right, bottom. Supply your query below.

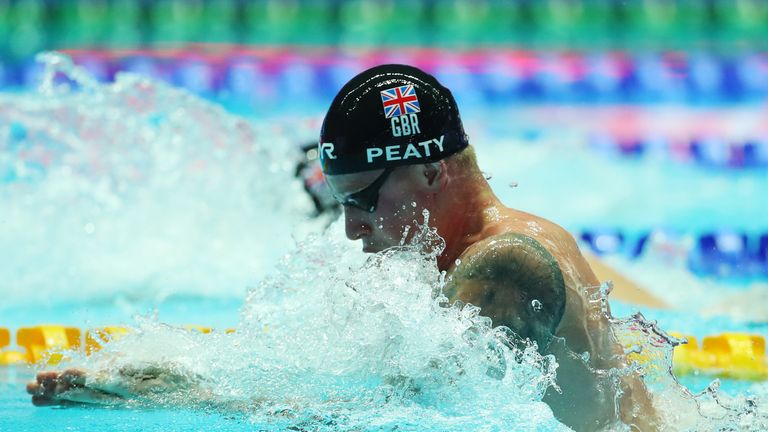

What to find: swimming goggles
left=330, top=167, right=394, bottom=213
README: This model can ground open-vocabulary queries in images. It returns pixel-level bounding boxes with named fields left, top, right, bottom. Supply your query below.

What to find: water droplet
left=84, top=223, right=96, bottom=234
left=411, top=202, right=417, bottom=208
left=454, top=258, right=462, bottom=267
left=531, top=299, right=542, bottom=312
left=399, top=225, right=411, bottom=245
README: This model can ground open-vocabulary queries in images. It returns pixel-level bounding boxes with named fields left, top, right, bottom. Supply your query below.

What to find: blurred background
left=2, top=0, right=768, bottom=107
left=0, top=0, right=767, bottom=327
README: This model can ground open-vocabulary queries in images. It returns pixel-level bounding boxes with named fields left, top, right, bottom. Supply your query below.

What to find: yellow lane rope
left=1, top=326, right=766, bottom=381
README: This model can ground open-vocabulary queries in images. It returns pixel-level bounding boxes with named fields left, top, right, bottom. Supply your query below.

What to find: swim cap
left=319, top=64, right=469, bottom=175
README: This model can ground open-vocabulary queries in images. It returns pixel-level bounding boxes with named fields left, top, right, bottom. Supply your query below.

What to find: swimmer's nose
left=344, top=208, right=372, bottom=241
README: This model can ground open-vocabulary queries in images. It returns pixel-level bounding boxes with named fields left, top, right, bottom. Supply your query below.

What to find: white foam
left=76, top=219, right=566, bottom=430
left=0, top=53, right=317, bottom=304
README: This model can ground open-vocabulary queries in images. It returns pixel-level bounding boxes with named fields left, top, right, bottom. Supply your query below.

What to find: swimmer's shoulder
left=495, top=209, right=591, bottom=273
left=503, top=209, right=577, bottom=247
left=446, top=231, right=567, bottom=351
left=452, top=231, right=566, bottom=287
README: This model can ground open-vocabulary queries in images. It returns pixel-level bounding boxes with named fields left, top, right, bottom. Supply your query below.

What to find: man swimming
left=318, top=64, right=659, bottom=430
left=28, top=64, right=659, bottom=430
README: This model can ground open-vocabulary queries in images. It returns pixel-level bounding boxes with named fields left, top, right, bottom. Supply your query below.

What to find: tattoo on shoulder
left=447, top=233, right=566, bottom=352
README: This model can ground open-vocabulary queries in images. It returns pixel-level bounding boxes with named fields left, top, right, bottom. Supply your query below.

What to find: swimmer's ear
left=423, top=161, right=447, bottom=189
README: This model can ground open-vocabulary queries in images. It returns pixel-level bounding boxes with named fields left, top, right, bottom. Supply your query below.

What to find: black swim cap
left=319, top=64, right=469, bottom=175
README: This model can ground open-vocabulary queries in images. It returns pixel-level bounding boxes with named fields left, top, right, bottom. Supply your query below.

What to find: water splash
left=50, top=214, right=766, bottom=430
left=0, top=53, right=316, bottom=304
left=609, top=306, right=768, bottom=430
left=531, top=299, right=543, bottom=312
left=72, top=219, right=566, bottom=430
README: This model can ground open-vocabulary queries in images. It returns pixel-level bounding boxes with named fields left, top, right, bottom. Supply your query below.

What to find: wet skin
left=326, top=166, right=437, bottom=253
left=27, top=369, right=89, bottom=406
left=27, top=368, right=128, bottom=406
left=27, top=364, right=203, bottom=406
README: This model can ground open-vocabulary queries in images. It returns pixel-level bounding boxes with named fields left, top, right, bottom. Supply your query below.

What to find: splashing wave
left=0, top=53, right=314, bottom=304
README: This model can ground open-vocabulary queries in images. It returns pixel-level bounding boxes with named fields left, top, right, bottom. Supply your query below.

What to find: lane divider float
left=0, top=325, right=225, bottom=366
left=1, top=326, right=765, bottom=380
left=670, top=332, right=767, bottom=380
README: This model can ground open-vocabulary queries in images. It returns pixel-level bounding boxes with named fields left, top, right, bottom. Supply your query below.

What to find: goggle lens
left=331, top=168, right=394, bottom=213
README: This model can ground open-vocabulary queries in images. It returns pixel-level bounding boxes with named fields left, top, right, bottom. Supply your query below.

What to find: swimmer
left=295, top=141, right=341, bottom=217
left=317, top=65, right=660, bottom=431
left=27, top=64, right=660, bottom=430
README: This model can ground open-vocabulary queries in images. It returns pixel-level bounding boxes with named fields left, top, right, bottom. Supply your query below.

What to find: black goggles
left=330, top=167, right=394, bottom=213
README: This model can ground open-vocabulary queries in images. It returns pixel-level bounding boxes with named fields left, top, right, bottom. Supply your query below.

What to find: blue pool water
left=1, top=372, right=250, bottom=432
left=2, top=299, right=767, bottom=431
left=2, top=54, right=768, bottom=431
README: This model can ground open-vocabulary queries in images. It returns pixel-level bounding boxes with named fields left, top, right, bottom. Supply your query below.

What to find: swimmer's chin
left=361, top=242, right=391, bottom=253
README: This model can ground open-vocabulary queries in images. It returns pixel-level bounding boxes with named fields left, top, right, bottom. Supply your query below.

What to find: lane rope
left=1, top=325, right=765, bottom=380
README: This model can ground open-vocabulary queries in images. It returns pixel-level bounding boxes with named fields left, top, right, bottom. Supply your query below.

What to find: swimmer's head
left=320, top=65, right=474, bottom=252
left=319, top=64, right=469, bottom=179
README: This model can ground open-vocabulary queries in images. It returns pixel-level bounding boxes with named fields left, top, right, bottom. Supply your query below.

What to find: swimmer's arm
left=27, top=363, right=210, bottom=407
left=443, top=233, right=566, bottom=352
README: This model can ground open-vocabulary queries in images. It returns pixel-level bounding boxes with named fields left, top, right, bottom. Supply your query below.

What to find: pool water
left=2, top=299, right=767, bottom=431
left=2, top=54, right=768, bottom=431
left=1, top=370, right=250, bottom=432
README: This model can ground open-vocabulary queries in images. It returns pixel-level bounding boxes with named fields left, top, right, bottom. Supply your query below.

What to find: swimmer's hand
left=27, top=364, right=205, bottom=407
left=27, top=368, right=122, bottom=406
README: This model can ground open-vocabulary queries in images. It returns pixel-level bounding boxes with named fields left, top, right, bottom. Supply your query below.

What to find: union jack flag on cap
left=380, top=85, right=420, bottom=119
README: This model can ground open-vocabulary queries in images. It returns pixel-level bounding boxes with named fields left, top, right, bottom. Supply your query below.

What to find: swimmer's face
left=326, top=165, right=435, bottom=253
